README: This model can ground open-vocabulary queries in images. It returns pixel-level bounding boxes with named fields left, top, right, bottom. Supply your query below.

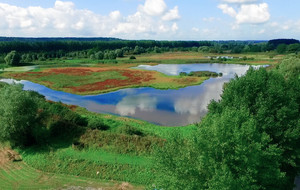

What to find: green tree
left=115, top=49, right=124, bottom=57
left=0, top=84, right=39, bottom=146
left=276, top=44, right=287, bottom=54
left=95, top=51, right=104, bottom=60
left=4, top=50, right=21, bottom=66
left=154, top=67, right=300, bottom=190
left=277, top=56, right=300, bottom=79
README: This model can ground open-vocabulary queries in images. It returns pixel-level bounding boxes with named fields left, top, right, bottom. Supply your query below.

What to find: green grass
left=20, top=146, right=154, bottom=186
left=118, top=51, right=281, bottom=66
left=11, top=107, right=197, bottom=187
left=0, top=147, right=143, bottom=190
left=77, top=107, right=197, bottom=139
left=37, top=70, right=126, bottom=88
left=55, top=148, right=151, bottom=166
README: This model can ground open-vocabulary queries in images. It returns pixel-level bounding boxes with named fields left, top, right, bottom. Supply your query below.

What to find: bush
left=87, top=116, right=109, bottom=131
left=129, top=56, right=136, bottom=59
left=117, top=125, right=144, bottom=136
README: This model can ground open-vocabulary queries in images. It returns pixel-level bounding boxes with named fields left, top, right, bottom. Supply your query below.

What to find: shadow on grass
left=20, top=125, right=87, bottom=156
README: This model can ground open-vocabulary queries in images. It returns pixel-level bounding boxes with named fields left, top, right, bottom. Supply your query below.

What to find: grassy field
left=0, top=146, right=143, bottom=190
left=119, top=51, right=282, bottom=65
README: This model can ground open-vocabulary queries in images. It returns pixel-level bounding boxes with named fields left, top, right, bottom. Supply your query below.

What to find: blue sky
left=0, top=0, right=299, bottom=40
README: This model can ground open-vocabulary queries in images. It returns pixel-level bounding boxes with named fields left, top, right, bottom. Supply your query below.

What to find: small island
left=179, top=70, right=223, bottom=77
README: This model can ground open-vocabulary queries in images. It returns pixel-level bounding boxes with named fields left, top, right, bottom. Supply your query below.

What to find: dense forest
left=0, top=38, right=299, bottom=66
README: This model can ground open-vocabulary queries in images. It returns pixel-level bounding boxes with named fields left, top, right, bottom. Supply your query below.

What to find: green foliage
left=87, top=116, right=109, bottom=130
left=117, top=125, right=145, bottom=136
left=4, top=50, right=21, bottom=66
left=39, top=102, right=87, bottom=138
left=180, top=71, right=221, bottom=77
left=277, top=56, right=300, bottom=79
left=152, top=133, right=204, bottom=190
left=276, top=44, right=287, bottom=54
left=0, top=81, right=7, bottom=88
left=78, top=127, right=164, bottom=155
left=154, top=67, right=300, bottom=190
left=0, top=84, right=39, bottom=146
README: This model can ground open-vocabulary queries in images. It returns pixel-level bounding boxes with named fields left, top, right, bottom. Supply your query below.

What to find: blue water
left=0, top=63, right=263, bottom=126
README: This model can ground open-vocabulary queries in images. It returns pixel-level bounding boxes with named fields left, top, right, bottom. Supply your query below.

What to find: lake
left=0, top=63, right=263, bottom=126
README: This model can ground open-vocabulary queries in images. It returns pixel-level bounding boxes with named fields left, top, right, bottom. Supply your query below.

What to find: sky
left=0, top=0, right=299, bottom=40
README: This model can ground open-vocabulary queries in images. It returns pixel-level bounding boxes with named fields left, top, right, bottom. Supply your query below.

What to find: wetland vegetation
left=0, top=38, right=299, bottom=189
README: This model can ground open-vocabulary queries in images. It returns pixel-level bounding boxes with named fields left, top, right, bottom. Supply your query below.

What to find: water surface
left=1, top=63, right=262, bottom=126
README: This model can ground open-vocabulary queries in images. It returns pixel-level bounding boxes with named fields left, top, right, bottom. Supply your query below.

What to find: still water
left=1, top=63, right=263, bottom=126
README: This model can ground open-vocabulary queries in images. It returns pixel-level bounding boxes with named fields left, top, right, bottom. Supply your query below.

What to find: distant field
left=118, top=51, right=281, bottom=65
left=3, top=65, right=208, bottom=95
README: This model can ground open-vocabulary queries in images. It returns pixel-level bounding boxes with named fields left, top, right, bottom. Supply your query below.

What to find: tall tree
left=4, top=50, right=21, bottom=66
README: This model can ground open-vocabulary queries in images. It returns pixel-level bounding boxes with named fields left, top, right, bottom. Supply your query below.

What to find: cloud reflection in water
left=116, top=94, right=157, bottom=116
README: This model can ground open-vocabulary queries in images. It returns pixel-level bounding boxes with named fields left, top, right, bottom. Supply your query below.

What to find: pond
left=0, top=63, right=264, bottom=126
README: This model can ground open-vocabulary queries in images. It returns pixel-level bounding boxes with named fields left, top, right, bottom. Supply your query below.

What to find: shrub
left=117, top=125, right=144, bottom=136
left=129, top=56, right=136, bottom=59
left=87, top=116, right=109, bottom=131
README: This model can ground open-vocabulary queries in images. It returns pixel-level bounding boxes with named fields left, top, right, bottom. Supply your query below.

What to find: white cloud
left=109, top=11, right=122, bottom=21
left=236, top=3, right=270, bottom=24
left=0, top=0, right=180, bottom=38
left=222, top=0, right=257, bottom=3
left=139, top=0, right=167, bottom=16
left=218, top=3, right=270, bottom=24
left=218, top=4, right=237, bottom=17
left=162, top=6, right=180, bottom=21
left=171, top=23, right=178, bottom=32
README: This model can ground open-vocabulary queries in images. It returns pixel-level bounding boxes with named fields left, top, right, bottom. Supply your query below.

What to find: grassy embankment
left=18, top=106, right=196, bottom=187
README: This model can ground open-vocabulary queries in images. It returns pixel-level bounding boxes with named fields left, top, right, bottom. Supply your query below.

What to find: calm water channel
left=1, top=63, right=263, bottom=126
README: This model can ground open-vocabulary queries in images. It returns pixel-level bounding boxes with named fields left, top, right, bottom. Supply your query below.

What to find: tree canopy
left=153, top=64, right=300, bottom=189
left=4, top=50, right=21, bottom=66
left=0, top=84, right=39, bottom=146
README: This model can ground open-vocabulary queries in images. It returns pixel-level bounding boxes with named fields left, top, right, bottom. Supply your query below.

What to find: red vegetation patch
left=69, top=69, right=155, bottom=93
left=10, top=72, right=52, bottom=79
